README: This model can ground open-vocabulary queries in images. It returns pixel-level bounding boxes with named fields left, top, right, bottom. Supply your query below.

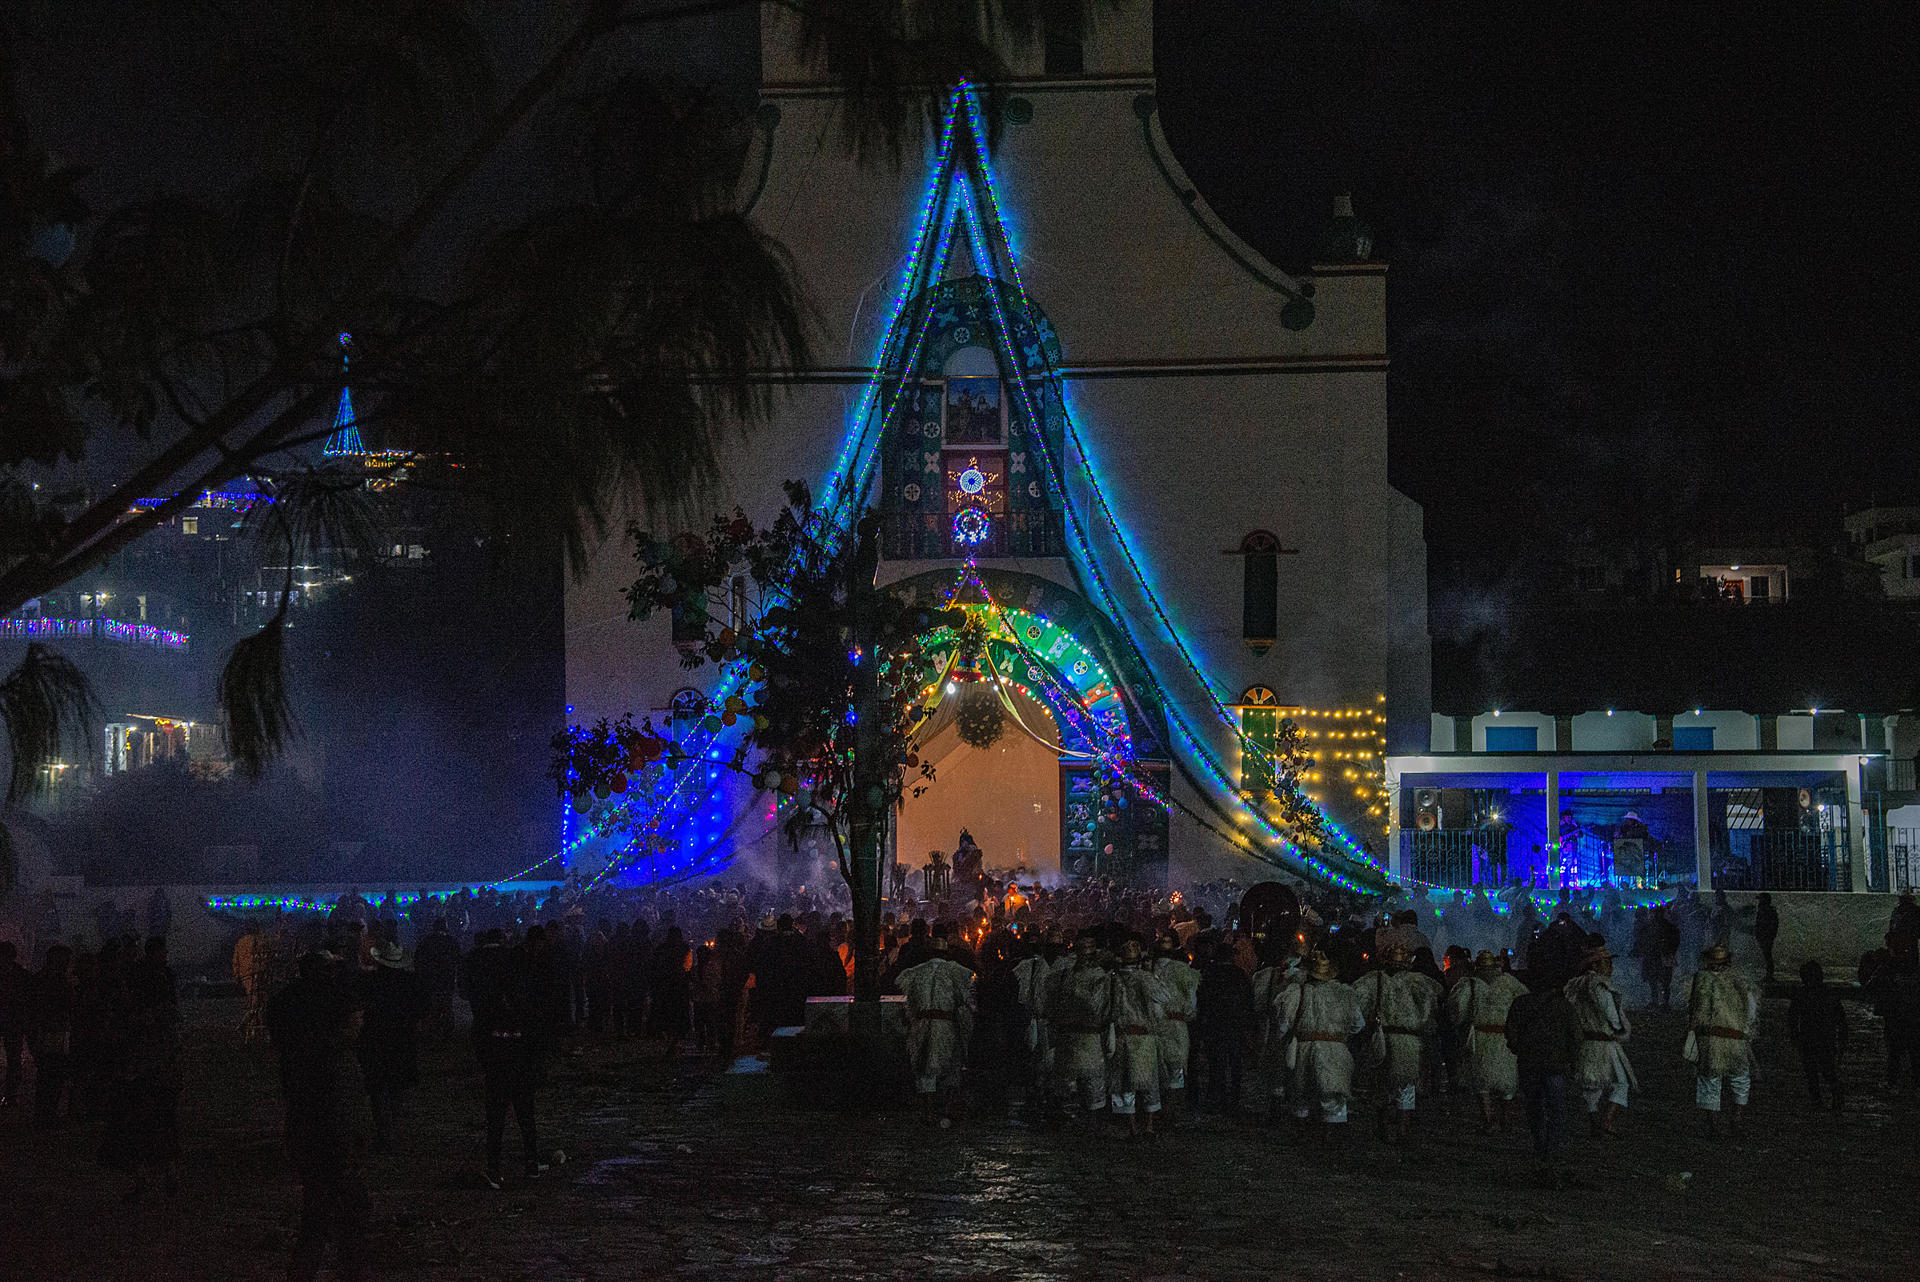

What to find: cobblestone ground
left=2, top=994, right=1915, bottom=1281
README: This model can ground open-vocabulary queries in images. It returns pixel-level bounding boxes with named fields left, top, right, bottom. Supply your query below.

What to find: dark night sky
left=16, top=0, right=1920, bottom=606
left=1153, top=1, right=1920, bottom=583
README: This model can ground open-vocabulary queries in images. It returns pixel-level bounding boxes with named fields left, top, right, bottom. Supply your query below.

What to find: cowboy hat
left=1700, top=942, right=1731, bottom=968
left=370, top=940, right=407, bottom=969
left=1307, top=951, right=1339, bottom=981
left=1472, top=949, right=1502, bottom=975
left=1579, top=945, right=1614, bottom=970
left=1382, top=943, right=1412, bottom=968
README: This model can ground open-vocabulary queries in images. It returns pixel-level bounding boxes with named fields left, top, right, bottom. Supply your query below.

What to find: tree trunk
left=846, top=516, right=887, bottom=1036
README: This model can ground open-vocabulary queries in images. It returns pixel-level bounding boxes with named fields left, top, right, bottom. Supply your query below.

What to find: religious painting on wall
left=943, top=376, right=1005, bottom=446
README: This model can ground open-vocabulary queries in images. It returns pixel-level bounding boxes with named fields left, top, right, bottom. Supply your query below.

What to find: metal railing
left=1891, top=829, right=1920, bottom=894
left=1715, top=830, right=1850, bottom=892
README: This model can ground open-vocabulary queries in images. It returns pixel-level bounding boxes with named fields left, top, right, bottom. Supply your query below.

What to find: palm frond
left=0, top=643, right=99, bottom=805
left=248, top=466, right=385, bottom=565
left=787, top=0, right=1105, bottom=163
left=219, top=612, right=296, bottom=783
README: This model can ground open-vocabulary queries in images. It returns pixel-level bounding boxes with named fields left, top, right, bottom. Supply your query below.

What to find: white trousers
left=1110, top=1087, right=1161, bottom=1116
left=1696, top=1072, right=1751, bottom=1110
left=1582, top=1082, right=1629, bottom=1111
left=1291, top=1094, right=1350, bottom=1124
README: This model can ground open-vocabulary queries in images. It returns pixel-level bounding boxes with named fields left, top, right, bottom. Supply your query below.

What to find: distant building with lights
left=1388, top=708, right=1920, bottom=895
left=1845, top=504, right=1920, bottom=601
left=566, top=0, right=1428, bottom=889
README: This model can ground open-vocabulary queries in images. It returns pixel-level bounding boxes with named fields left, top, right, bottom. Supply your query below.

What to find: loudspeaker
left=1414, top=788, right=1442, bottom=831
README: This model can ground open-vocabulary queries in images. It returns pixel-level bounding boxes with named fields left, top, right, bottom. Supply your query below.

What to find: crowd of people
left=3, top=872, right=1919, bottom=1278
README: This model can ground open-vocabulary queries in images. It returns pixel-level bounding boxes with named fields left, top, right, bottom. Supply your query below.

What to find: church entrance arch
left=886, top=567, right=1172, bottom=883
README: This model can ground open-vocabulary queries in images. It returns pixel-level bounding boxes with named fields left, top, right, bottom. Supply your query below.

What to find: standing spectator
left=559, top=910, right=588, bottom=1027
left=1753, top=894, right=1781, bottom=984
left=583, top=920, right=614, bottom=1035
left=1635, top=906, right=1680, bottom=1011
left=144, top=888, right=173, bottom=940
left=1888, top=890, right=1920, bottom=968
left=1786, top=960, right=1846, bottom=1111
left=466, top=929, right=544, bottom=1189
left=523, top=925, right=571, bottom=1044
left=284, top=983, right=371, bottom=1282
left=413, top=917, right=462, bottom=1039
left=717, top=923, right=751, bottom=1061
left=1195, top=939, right=1255, bottom=1114
left=30, top=944, right=76, bottom=1127
left=1505, top=977, right=1581, bottom=1166
left=98, top=936, right=182, bottom=1201
left=0, top=940, right=29, bottom=1107
left=691, top=943, right=726, bottom=1057
left=646, top=927, right=694, bottom=1049
left=1708, top=889, right=1735, bottom=948
left=358, top=941, right=427, bottom=1153
left=607, top=922, right=635, bottom=1037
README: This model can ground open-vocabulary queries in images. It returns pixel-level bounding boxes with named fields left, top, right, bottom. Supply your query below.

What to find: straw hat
left=1579, top=945, right=1614, bottom=971
left=1472, top=949, right=1501, bottom=975
left=1382, top=943, right=1412, bottom=969
left=1307, top=951, right=1339, bottom=981
left=1700, top=942, right=1731, bottom=969
left=370, top=940, right=407, bottom=969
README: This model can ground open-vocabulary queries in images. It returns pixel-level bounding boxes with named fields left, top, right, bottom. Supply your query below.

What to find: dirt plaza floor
left=1, top=993, right=1916, bottom=1281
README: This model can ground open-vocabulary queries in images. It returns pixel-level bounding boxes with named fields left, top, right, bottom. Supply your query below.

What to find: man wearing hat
left=1687, top=941, right=1758, bottom=1136
left=1446, top=950, right=1528, bottom=1132
left=1253, top=930, right=1311, bottom=1122
left=897, top=930, right=976, bottom=1128
left=1356, top=943, right=1442, bottom=1142
left=1274, top=951, right=1366, bottom=1140
left=358, top=940, right=427, bottom=1153
left=1149, top=931, right=1201, bottom=1124
left=1047, top=929, right=1114, bottom=1123
left=1565, top=944, right=1636, bottom=1136
left=1108, top=935, right=1171, bottom=1136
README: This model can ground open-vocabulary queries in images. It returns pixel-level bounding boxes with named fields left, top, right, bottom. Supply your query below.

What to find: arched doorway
left=885, top=567, right=1172, bottom=884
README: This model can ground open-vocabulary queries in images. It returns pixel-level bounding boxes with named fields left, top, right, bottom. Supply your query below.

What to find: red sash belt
left=1119, top=1024, right=1152, bottom=1036
left=1298, top=1032, right=1347, bottom=1043
left=1475, top=1023, right=1507, bottom=1035
left=915, top=1010, right=955, bottom=1021
left=1702, top=1025, right=1747, bottom=1040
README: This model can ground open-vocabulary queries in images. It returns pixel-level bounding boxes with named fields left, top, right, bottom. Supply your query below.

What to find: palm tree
left=0, top=1, right=1103, bottom=821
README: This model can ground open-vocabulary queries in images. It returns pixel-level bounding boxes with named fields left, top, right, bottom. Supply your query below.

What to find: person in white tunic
left=1445, top=950, right=1529, bottom=1132
left=1108, top=936, right=1170, bottom=1135
left=1686, top=942, right=1759, bottom=1137
left=1357, top=944, right=1442, bottom=1142
left=1149, top=931, right=1201, bottom=1119
left=1253, top=934, right=1309, bottom=1121
left=1565, top=944, right=1636, bottom=1137
left=897, top=939, right=976, bottom=1127
left=1048, top=932, right=1114, bottom=1118
left=1012, top=931, right=1063, bottom=1105
left=1274, top=952, right=1366, bottom=1138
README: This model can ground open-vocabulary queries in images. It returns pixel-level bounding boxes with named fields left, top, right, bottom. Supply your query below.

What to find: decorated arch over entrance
left=888, top=566, right=1172, bottom=879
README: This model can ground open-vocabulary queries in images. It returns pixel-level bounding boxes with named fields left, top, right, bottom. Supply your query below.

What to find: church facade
left=563, top=1, right=1429, bottom=889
